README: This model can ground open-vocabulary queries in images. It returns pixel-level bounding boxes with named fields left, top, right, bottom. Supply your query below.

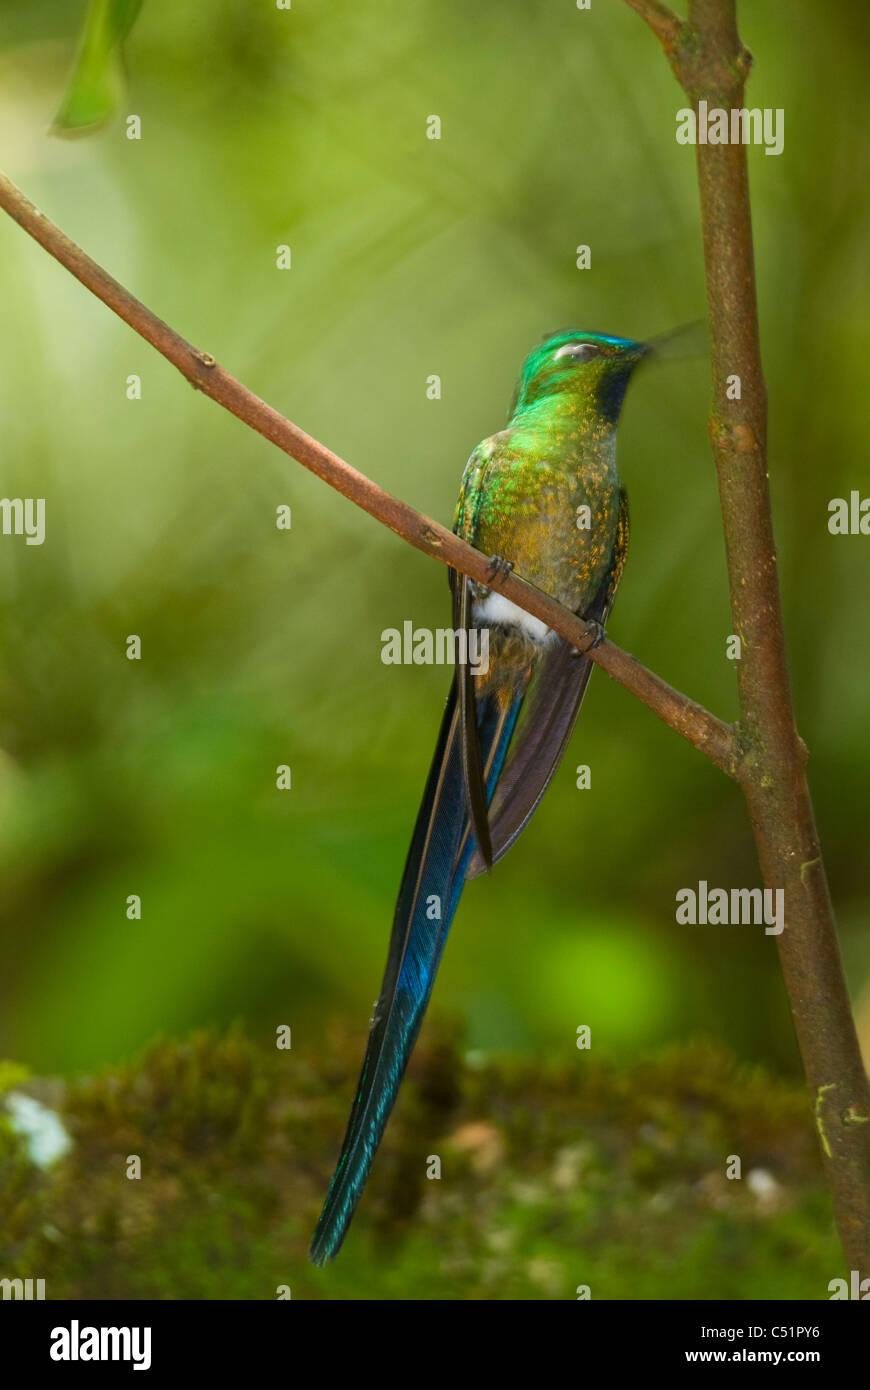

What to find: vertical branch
left=626, top=0, right=870, bottom=1271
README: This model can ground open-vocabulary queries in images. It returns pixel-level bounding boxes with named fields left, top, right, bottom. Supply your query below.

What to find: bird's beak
left=643, top=320, right=707, bottom=361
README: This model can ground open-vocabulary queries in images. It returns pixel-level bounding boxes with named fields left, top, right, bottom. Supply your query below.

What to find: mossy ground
left=0, top=1026, right=842, bottom=1300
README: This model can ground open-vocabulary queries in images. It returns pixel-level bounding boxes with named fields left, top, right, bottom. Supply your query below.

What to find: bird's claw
left=572, top=620, right=606, bottom=655
left=485, top=554, right=514, bottom=586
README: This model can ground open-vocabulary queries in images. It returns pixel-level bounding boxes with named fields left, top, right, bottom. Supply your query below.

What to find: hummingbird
left=310, top=329, right=649, bottom=1265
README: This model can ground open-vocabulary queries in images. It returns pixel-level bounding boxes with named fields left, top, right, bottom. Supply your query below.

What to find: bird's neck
left=510, top=392, right=619, bottom=461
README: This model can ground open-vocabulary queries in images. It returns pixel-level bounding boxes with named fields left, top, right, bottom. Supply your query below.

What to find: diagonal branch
left=0, top=165, right=737, bottom=775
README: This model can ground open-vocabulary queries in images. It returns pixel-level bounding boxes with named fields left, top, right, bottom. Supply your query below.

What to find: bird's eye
left=554, top=341, right=601, bottom=362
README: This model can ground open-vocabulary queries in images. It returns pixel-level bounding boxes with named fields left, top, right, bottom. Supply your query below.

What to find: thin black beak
left=644, top=320, right=707, bottom=360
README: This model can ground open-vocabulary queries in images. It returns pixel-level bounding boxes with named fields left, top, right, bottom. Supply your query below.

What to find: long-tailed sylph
left=310, top=329, right=647, bottom=1264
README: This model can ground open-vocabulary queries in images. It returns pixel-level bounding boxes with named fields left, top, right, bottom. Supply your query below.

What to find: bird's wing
left=448, top=436, right=502, bottom=869
left=453, top=570, right=494, bottom=871
left=466, top=487, right=629, bottom=877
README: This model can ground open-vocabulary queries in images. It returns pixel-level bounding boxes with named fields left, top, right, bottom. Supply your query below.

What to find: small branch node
left=736, top=44, right=754, bottom=80
left=622, top=0, right=683, bottom=51
left=842, top=1106, right=870, bottom=1130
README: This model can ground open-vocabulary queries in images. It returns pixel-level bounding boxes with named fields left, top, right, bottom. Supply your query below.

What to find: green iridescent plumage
left=455, top=331, right=645, bottom=617
left=310, top=329, right=646, bottom=1265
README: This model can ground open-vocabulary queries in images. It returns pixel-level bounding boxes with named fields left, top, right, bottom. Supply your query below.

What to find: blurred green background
left=0, top=0, right=868, bottom=1217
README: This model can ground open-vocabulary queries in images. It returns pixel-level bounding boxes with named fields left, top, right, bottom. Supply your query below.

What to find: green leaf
left=51, top=0, right=144, bottom=136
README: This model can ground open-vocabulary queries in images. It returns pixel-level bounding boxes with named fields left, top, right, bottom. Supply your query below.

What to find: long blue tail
left=309, top=675, right=523, bottom=1265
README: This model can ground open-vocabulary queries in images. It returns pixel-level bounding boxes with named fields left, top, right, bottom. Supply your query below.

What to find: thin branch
left=621, top=0, right=686, bottom=58
left=0, top=165, right=737, bottom=775
left=624, top=0, right=870, bottom=1273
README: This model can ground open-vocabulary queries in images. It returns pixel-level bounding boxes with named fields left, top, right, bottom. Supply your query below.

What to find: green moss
left=0, top=1025, right=841, bottom=1300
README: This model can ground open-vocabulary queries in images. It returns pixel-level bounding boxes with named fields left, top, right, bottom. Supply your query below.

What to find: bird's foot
left=485, top=554, right=514, bottom=587
left=572, top=620, right=606, bottom=655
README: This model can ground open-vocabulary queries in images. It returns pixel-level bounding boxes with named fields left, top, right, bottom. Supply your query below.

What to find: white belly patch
left=473, top=591, right=556, bottom=644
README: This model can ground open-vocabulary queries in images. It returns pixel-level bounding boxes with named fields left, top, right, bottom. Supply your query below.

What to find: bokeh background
left=0, top=0, right=868, bottom=1298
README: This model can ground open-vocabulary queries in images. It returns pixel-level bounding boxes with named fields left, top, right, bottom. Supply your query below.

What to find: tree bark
left=626, top=0, right=870, bottom=1274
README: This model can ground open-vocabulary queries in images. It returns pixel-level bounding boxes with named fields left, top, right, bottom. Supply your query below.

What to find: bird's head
left=509, top=330, right=649, bottom=422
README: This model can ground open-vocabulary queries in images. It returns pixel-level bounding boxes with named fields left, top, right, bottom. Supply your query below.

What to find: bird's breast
left=471, top=450, right=621, bottom=616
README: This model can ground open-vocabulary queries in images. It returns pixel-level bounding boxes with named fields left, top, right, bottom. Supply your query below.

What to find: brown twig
left=0, top=165, right=737, bottom=775
left=625, top=0, right=870, bottom=1273
left=621, top=0, right=685, bottom=56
